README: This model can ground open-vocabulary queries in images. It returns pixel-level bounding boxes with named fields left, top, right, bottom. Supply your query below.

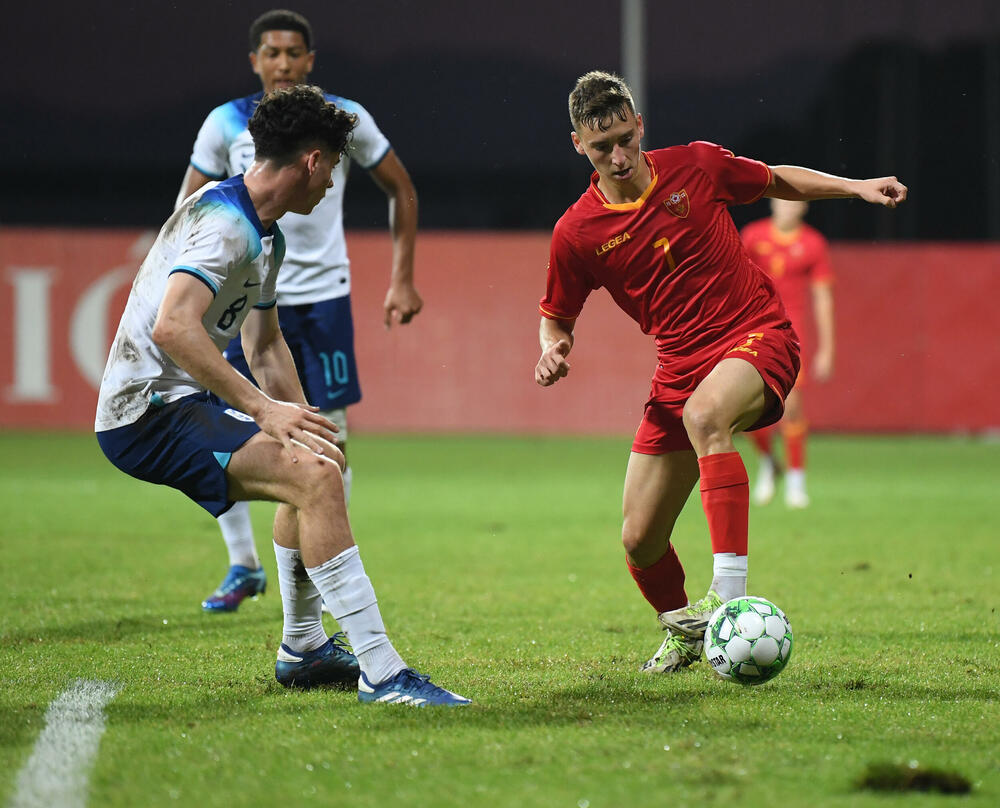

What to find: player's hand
left=813, top=348, right=834, bottom=383
left=384, top=281, right=423, bottom=329
left=855, top=177, right=908, bottom=208
left=535, top=340, right=572, bottom=387
left=258, top=399, right=344, bottom=468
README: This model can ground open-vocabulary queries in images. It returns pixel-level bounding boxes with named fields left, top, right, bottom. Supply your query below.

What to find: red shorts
left=632, top=323, right=800, bottom=455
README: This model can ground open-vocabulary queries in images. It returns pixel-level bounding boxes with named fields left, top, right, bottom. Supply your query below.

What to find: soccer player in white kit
left=97, top=85, right=469, bottom=706
left=176, top=9, right=423, bottom=612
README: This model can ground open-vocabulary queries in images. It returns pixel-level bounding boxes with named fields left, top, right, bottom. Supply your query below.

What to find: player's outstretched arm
left=536, top=316, right=575, bottom=387
left=768, top=165, right=907, bottom=208
left=370, top=150, right=423, bottom=328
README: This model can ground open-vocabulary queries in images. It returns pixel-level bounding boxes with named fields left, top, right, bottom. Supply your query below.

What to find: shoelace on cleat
left=392, top=669, right=440, bottom=695
left=655, top=632, right=699, bottom=662
left=686, top=593, right=721, bottom=616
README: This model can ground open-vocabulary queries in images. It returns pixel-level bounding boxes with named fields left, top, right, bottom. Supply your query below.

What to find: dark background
left=4, top=0, right=999, bottom=238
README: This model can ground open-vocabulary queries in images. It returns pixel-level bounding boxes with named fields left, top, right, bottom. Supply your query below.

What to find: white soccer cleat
left=784, top=469, right=809, bottom=508
left=752, top=459, right=780, bottom=506
left=785, top=488, right=810, bottom=509
left=657, top=590, right=725, bottom=638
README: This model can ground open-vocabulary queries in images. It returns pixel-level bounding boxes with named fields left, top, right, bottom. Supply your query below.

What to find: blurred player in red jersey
left=741, top=200, right=834, bottom=508
left=535, top=71, right=906, bottom=674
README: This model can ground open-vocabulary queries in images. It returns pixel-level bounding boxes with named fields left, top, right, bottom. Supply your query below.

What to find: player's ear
left=571, top=131, right=585, bottom=155
left=304, top=149, right=322, bottom=174
left=249, top=50, right=260, bottom=77
left=635, top=112, right=645, bottom=139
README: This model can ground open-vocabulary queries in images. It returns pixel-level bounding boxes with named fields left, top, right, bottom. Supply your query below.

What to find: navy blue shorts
left=95, top=392, right=261, bottom=517
left=226, top=296, right=361, bottom=410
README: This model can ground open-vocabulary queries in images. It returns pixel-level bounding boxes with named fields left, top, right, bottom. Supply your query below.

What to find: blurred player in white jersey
left=97, top=85, right=468, bottom=706
left=176, top=9, right=422, bottom=612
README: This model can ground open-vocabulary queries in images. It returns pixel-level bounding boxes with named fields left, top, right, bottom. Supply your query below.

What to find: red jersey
left=740, top=218, right=832, bottom=327
left=541, top=142, right=790, bottom=360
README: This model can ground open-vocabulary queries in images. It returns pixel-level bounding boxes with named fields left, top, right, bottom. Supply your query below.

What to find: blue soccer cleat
left=275, top=634, right=360, bottom=689
left=201, top=564, right=267, bottom=612
left=357, top=668, right=471, bottom=707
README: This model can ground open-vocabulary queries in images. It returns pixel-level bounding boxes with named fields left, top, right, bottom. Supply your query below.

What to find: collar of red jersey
left=590, top=152, right=658, bottom=211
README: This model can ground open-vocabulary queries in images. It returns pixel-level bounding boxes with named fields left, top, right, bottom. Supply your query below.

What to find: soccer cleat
left=201, top=564, right=267, bottom=612
left=752, top=459, right=782, bottom=506
left=357, top=668, right=471, bottom=707
left=784, top=469, right=809, bottom=508
left=657, top=590, right=725, bottom=639
left=641, top=630, right=703, bottom=673
left=275, top=633, right=360, bottom=689
left=785, top=487, right=810, bottom=509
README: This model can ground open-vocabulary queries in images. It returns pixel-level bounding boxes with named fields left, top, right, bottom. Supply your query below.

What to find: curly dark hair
left=249, top=9, right=313, bottom=51
left=248, top=85, right=357, bottom=164
left=568, top=70, right=636, bottom=133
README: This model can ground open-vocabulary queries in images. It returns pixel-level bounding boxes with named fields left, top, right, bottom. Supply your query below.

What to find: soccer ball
left=704, top=596, right=793, bottom=685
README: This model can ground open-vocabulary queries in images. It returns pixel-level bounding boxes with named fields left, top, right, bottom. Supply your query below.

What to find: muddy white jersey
left=187, top=90, right=390, bottom=305
left=96, top=176, right=284, bottom=431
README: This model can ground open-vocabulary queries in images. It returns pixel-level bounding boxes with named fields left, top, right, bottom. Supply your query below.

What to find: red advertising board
left=1, top=227, right=997, bottom=433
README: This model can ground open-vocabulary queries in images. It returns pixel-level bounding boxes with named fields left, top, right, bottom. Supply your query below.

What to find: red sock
left=783, top=420, right=807, bottom=470
left=626, top=544, right=687, bottom=613
left=748, top=426, right=773, bottom=457
left=698, top=452, right=749, bottom=556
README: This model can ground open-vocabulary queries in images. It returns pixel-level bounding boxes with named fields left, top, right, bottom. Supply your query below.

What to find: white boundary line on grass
left=9, top=679, right=121, bottom=808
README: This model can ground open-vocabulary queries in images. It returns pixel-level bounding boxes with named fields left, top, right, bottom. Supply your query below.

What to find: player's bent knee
left=295, top=454, right=346, bottom=501
left=621, top=525, right=644, bottom=557
left=621, top=517, right=664, bottom=559
left=622, top=530, right=670, bottom=568
left=227, top=438, right=344, bottom=508
left=682, top=399, right=721, bottom=442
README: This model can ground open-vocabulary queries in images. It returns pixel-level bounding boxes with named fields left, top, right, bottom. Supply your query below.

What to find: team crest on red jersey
left=664, top=189, right=690, bottom=218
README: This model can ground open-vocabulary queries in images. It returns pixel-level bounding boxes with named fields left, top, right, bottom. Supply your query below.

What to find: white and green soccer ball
left=704, top=596, right=793, bottom=685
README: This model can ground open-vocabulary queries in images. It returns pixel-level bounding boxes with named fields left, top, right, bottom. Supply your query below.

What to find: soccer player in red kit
left=535, top=71, right=906, bottom=674
left=742, top=200, right=834, bottom=508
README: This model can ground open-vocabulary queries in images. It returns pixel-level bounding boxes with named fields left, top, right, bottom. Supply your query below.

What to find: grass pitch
left=1, top=432, right=997, bottom=807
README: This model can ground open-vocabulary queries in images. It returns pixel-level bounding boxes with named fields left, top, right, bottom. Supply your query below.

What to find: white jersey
left=96, top=176, right=284, bottom=431
left=188, top=90, right=390, bottom=306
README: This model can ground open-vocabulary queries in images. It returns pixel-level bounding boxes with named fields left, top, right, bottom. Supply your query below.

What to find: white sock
left=218, top=501, right=260, bottom=569
left=711, top=553, right=748, bottom=602
left=343, top=465, right=353, bottom=505
left=306, top=546, right=406, bottom=683
left=273, top=542, right=327, bottom=653
left=758, top=455, right=776, bottom=479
